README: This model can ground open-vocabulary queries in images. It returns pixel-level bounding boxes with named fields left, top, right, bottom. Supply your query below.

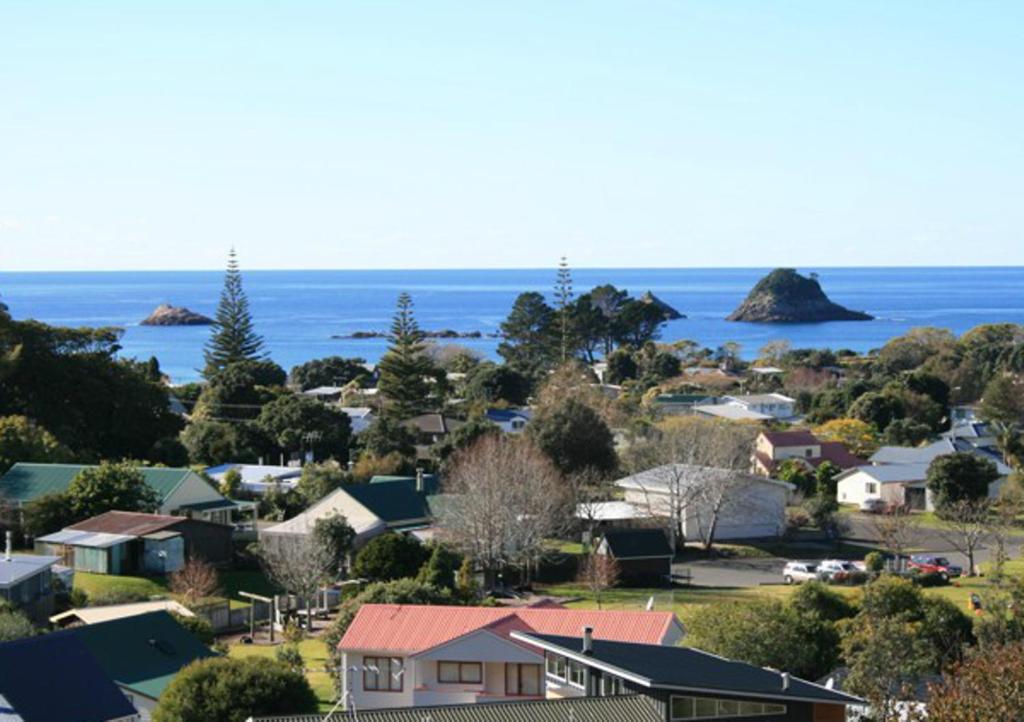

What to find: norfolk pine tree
left=377, top=293, right=433, bottom=418
left=203, top=249, right=266, bottom=377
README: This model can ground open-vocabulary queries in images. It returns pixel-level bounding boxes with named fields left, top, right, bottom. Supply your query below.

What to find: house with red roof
left=338, top=603, right=683, bottom=711
left=752, top=430, right=864, bottom=478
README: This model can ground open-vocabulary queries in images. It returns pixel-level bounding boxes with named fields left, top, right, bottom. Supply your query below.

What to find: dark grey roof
left=515, top=634, right=863, bottom=707
left=249, top=695, right=661, bottom=722
left=601, top=528, right=673, bottom=559
left=0, top=632, right=138, bottom=722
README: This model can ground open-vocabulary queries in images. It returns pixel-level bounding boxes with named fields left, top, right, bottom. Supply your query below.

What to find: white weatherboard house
left=615, top=465, right=792, bottom=542
left=337, top=603, right=683, bottom=711
left=721, top=393, right=797, bottom=420
left=837, top=460, right=1008, bottom=512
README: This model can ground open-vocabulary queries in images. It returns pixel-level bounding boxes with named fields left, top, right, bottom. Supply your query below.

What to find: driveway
left=675, top=557, right=786, bottom=588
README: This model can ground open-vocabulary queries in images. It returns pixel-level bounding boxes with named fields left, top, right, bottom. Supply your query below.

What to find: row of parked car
left=783, top=555, right=963, bottom=584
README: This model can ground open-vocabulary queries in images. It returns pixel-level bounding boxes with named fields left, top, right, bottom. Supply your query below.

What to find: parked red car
left=908, top=555, right=963, bottom=578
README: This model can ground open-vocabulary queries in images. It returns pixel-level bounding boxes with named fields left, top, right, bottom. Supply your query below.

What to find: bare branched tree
left=871, top=507, right=920, bottom=569
left=436, top=435, right=572, bottom=589
left=571, top=467, right=615, bottom=549
left=937, top=499, right=992, bottom=577
left=169, top=557, right=221, bottom=604
left=257, top=534, right=335, bottom=624
left=578, top=552, right=620, bottom=609
left=622, top=417, right=760, bottom=550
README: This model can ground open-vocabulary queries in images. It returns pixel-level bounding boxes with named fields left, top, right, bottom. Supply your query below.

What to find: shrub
left=864, top=552, right=885, bottom=574
left=275, top=644, right=304, bottom=673
left=912, top=571, right=951, bottom=588
left=153, top=656, right=317, bottom=722
left=171, top=612, right=215, bottom=645
left=352, top=533, right=430, bottom=582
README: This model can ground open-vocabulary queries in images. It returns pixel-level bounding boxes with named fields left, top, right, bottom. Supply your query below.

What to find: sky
left=1, top=2, right=1022, bottom=271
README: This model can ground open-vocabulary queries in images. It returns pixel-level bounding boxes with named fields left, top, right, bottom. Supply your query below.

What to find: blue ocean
left=2, top=267, right=1023, bottom=384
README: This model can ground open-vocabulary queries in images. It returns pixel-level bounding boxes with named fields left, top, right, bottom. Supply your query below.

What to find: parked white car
left=783, top=561, right=819, bottom=585
left=816, top=559, right=858, bottom=581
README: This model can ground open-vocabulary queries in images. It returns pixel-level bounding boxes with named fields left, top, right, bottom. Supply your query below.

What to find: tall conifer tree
left=377, top=293, right=433, bottom=418
left=203, top=249, right=265, bottom=377
left=554, top=256, right=574, bottom=362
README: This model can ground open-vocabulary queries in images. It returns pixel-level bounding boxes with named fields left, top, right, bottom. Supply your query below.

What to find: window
left=866, top=482, right=879, bottom=494
left=438, top=661, right=482, bottom=684
left=805, top=449, right=813, bottom=458
left=599, top=675, right=624, bottom=697
left=363, top=656, right=403, bottom=692
left=670, top=695, right=786, bottom=720
left=567, top=660, right=585, bottom=688
left=505, top=663, right=542, bottom=696
left=545, top=654, right=566, bottom=680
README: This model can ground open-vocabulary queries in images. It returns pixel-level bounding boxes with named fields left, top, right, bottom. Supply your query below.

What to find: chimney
left=582, top=626, right=593, bottom=655
left=781, top=672, right=790, bottom=691
left=4, top=531, right=11, bottom=562
left=416, top=468, right=425, bottom=493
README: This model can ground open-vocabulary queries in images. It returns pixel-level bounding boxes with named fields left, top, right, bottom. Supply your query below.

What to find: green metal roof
left=250, top=695, right=662, bottom=722
left=0, top=463, right=194, bottom=505
left=346, top=478, right=438, bottom=523
left=71, top=610, right=217, bottom=700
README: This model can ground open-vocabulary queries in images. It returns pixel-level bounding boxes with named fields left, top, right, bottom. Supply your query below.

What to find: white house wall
left=161, top=473, right=226, bottom=515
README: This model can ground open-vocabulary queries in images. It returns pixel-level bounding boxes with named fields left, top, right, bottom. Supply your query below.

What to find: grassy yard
left=540, top=558, right=1024, bottom=621
left=74, top=571, right=170, bottom=600
left=73, top=568, right=278, bottom=609
left=229, top=637, right=336, bottom=712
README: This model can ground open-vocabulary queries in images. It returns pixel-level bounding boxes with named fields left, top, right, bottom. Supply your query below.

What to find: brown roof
left=760, top=429, right=819, bottom=447
left=817, top=441, right=865, bottom=470
left=404, top=413, right=464, bottom=435
left=67, top=511, right=183, bottom=536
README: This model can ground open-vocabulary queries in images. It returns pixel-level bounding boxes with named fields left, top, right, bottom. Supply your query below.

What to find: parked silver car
left=783, top=561, right=819, bottom=585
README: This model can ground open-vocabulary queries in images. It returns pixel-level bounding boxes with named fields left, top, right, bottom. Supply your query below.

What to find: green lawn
left=74, top=572, right=170, bottom=601
left=540, top=558, right=1024, bottom=621
left=73, top=569, right=278, bottom=609
left=229, top=637, right=336, bottom=712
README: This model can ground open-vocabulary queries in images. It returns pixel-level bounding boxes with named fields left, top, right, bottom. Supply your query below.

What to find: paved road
left=672, top=512, right=1024, bottom=587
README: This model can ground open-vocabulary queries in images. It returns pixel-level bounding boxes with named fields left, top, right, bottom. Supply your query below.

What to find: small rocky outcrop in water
left=640, top=291, right=685, bottom=320
left=727, top=269, right=873, bottom=323
left=141, top=304, right=214, bottom=326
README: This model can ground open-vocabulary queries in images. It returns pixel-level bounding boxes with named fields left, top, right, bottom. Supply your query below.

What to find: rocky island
left=727, top=268, right=873, bottom=323
left=640, top=291, right=685, bottom=320
left=140, top=304, right=214, bottom=326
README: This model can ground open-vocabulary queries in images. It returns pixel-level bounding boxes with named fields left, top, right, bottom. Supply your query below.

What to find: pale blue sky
left=1, top=2, right=1021, bottom=271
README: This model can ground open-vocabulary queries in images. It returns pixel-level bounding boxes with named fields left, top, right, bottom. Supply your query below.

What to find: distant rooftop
left=0, top=552, right=59, bottom=588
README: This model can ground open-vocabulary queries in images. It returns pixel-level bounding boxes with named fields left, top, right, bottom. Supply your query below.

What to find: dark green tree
left=194, top=360, right=286, bottom=421
left=416, top=543, right=464, bottom=591
left=357, top=416, right=418, bottom=461
left=288, top=356, right=370, bottom=391
left=67, top=462, right=161, bottom=519
left=615, top=298, right=666, bottom=348
left=432, top=416, right=501, bottom=466
left=926, top=452, right=999, bottom=509
left=153, top=656, right=317, bottom=722
left=589, top=284, right=630, bottom=355
left=569, top=293, right=609, bottom=363
left=527, top=397, right=617, bottom=476
left=882, top=418, right=934, bottom=446
left=313, top=512, right=355, bottom=576
left=256, top=394, right=351, bottom=461
left=21, top=492, right=77, bottom=537
left=849, top=391, right=905, bottom=432
left=295, top=461, right=347, bottom=505
left=352, top=533, right=430, bottom=582
left=498, top=292, right=556, bottom=378
left=377, top=293, right=434, bottom=418
left=0, top=415, right=73, bottom=474
left=604, top=348, right=638, bottom=384
left=203, top=249, right=266, bottom=377
left=464, top=363, right=532, bottom=406
left=0, top=321, right=181, bottom=461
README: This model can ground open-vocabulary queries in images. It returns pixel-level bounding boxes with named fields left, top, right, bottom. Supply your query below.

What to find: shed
left=597, top=529, right=674, bottom=585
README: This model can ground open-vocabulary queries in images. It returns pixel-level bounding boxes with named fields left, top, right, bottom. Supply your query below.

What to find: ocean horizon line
left=4, top=263, right=1024, bottom=275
